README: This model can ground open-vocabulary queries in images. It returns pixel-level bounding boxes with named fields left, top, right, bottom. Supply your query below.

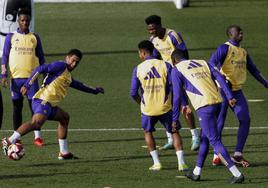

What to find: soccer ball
left=7, top=143, right=25, bottom=160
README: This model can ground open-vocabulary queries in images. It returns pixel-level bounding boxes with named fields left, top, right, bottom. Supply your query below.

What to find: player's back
left=175, top=59, right=222, bottom=110
left=136, top=58, right=172, bottom=116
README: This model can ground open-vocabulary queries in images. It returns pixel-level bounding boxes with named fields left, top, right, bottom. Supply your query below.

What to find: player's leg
left=192, top=104, right=244, bottom=183
left=182, top=107, right=200, bottom=151
left=231, top=90, right=250, bottom=167
left=142, top=114, right=162, bottom=170
left=5, top=98, right=49, bottom=144
left=159, top=131, right=174, bottom=150
left=2, top=112, right=46, bottom=149
left=2, top=112, right=46, bottom=156
left=181, top=105, right=200, bottom=151
left=160, top=111, right=188, bottom=171
left=12, top=98, right=23, bottom=130
left=27, top=80, right=45, bottom=146
left=186, top=130, right=209, bottom=181
left=52, top=107, right=77, bottom=160
left=11, top=79, right=26, bottom=131
left=213, top=89, right=229, bottom=165
left=27, top=99, right=44, bottom=146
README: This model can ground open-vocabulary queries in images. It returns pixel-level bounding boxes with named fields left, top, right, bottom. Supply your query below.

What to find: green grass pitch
left=0, top=0, right=268, bottom=187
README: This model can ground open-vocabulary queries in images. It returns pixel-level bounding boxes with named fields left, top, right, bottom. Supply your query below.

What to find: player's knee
left=31, top=119, right=45, bottom=130
left=62, top=112, right=70, bottom=126
left=238, top=116, right=250, bottom=125
left=209, top=138, right=222, bottom=147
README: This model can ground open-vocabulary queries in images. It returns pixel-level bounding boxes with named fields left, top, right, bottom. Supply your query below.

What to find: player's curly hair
left=171, top=49, right=186, bottom=62
left=67, top=49, right=83, bottom=60
left=138, top=40, right=154, bottom=54
left=145, top=15, right=161, bottom=26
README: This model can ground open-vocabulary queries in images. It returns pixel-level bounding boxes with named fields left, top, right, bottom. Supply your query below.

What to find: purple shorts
left=32, top=98, right=58, bottom=120
left=11, top=78, right=39, bottom=100
left=141, top=110, right=181, bottom=133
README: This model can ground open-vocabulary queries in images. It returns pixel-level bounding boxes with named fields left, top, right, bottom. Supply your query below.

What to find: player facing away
left=171, top=49, right=244, bottom=184
left=145, top=15, right=200, bottom=151
left=2, top=49, right=104, bottom=160
left=130, top=40, right=188, bottom=171
left=209, top=25, right=268, bottom=167
left=1, top=8, right=45, bottom=146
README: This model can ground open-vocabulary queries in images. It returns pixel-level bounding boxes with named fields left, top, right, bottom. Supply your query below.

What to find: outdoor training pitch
left=0, top=0, right=268, bottom=187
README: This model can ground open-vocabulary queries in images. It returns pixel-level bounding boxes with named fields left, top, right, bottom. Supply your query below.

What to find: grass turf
left=0, top=0, right=268, bottom=187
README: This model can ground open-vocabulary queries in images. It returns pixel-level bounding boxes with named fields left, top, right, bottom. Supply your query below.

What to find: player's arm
left=246, top=54, right=268, bottom=88
left=209, top=64, right=236, bottom=107
left=34, top=33, right=45, bottom=65
left=171, top=67, right=186, bottom=123
left=152, top=48, right=162, bottom=60
left=1, top=33, right=13, bottom=87
left=130, top=67, right=141, bottom=104
left=169, top=32, right=189, bottom=59
left=208, top=44, right=229, bottom=69
left=23, top=62, right=65, bottom=91
left=70, top=79, right=104, bottom=94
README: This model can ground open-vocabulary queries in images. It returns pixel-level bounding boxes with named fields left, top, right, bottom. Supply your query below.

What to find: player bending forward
left=171, top=49, right=244, bottom=184
left=2, top=49, right=104, bottom=160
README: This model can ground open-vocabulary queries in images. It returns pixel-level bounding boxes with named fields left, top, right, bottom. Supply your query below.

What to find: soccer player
left=2, top=49, right=104, bottom=160
left=1, top=8, right=45, bottom=146
left=171, top=49, right=244, bottom=184
left=209, top=25, right=268, bottom=167
left=145, top=15, right=200, bottom=151
left=130, top=40, right=188, bottom=171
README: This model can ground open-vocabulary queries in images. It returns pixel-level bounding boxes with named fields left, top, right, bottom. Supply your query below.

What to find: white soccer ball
left=7, top=143, right=25, bottom=160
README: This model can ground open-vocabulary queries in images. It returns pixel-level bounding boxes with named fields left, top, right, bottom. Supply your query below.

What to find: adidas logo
left=144, top=66, right=161, bottom=80
left=187, top=61, right=203, bottom=69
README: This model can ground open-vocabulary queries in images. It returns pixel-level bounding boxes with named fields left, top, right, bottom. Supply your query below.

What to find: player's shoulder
left=215, top=43, right=229, bottom=52
left=166, top=28, right=178, bottom=37
left=149, top=35, right=156, bottom=42
left=50, top=61, right=67, bottom=69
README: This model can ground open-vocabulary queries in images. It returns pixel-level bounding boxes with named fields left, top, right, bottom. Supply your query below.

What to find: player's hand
left=171, top=121, right=178, bottom=133
left=1, top=78, right=8, bottom=88
left=20, top=86, right=28, bottom=96
left=96, top=87, right=104, bottom=94
left=181, top=105, right=192, bottom=118
left=228, top=98, right=237, bottom=108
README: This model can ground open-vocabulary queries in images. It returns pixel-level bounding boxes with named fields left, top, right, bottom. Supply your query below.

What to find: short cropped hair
left=226, top=25, right=242, bottom=36
left=171, top=49, right=186, bottom=62
left=145, top=15, right=161, bottom=25
left=18, top=8, right=31, bottom=17
left=67, top=49, right=83, bottom=60
left=138, top=40, right=154, bottom=54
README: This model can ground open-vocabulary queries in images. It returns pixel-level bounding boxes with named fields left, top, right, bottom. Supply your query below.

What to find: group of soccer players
left=1, top=7, right=268, bottom=184
left=130, top=15, right=268, bottom=184
left=1, top=8, right=104, bottom=160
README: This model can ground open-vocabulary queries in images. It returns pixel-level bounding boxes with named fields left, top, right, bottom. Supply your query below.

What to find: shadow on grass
left=0, top=172, right=74, bottom=180
left=44, top=46, right=255, bottom=57
left=43, top=135, right=192, bottom=146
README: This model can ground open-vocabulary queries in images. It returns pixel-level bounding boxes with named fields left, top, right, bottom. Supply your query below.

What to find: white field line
left=0, top=126, right=267, bottom=132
